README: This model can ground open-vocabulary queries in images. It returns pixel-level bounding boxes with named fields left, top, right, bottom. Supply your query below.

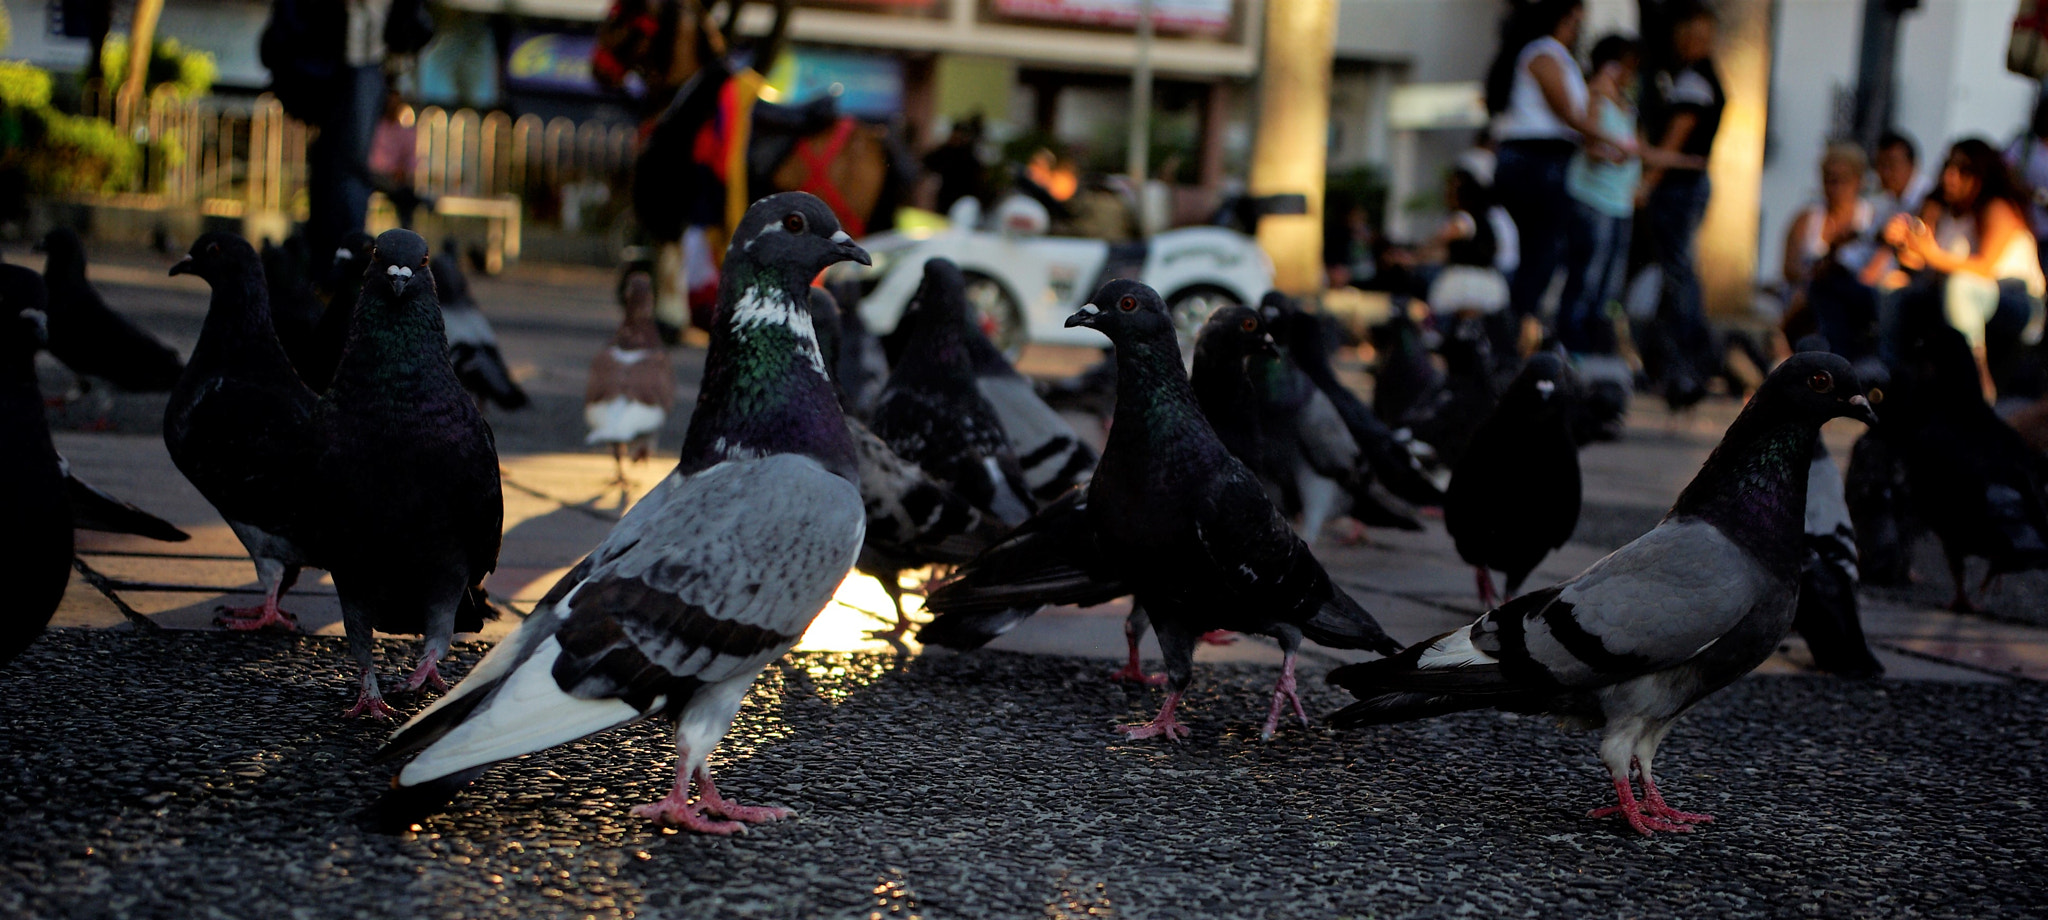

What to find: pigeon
left=1265, top=293, right=1445, bottom=510
left=1794, top=440, right=1883, bottom=678
left=434, top=238, right=529, bottom=411
left=1886, top=319, right=2048, bottom=612
left=1367, top=310, right=1442, bottom=427
left=63, top=455, right=190, bottom=542
left=37, top=227, right=184, bottom=394
left=318, top=229, right=504, bottom=719
left=1237, top=303, right=1424, bottom=543
left=1327, top=352, right=1879, bottom=835
left=868, top=258, right=1035, bottom=527
left=1, top=264, right=73, bottom=666
left=822, top=277, right=888, bottom=416
left=1398, top=312, right=1499, bottom=470
left=1444, top=352, right=1582, bottom=607
left=293, top=231, right=376, bottom=392
left=934, top=280, right=1402, bottom=742
left=1843, top=428, right=1915, bottom=587
left=163, top=233, right=327, bottom=633
left=952, top=291, right=1097, bottom=502
left=261, top=234, right=328, bottom=381
left=371, top=193, right=869, bottom=833
left=585, top=271, right=675, bottom=484
left=805, top=286, right=1004, bottom=638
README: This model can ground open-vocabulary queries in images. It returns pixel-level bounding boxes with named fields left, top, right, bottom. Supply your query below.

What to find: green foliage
left=99, top=35, right=216, bottom=100
left=0, top=61, right=50, bottom=110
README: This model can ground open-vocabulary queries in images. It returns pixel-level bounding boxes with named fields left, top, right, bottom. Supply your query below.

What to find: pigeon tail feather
left=1301, top=588, right=1403, bottom=656
left=360, top=766, right=489, bottom=833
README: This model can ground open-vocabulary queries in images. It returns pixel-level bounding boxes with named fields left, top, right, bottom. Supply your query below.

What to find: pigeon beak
left=1535, top=379, right=1557, bottom=400
left=1846, top=394, right=1879, bottom=426
left=1255, top=333, right=1279, bottom=356
left=831, top=230, right=871, bottom=266
left=1065, top=303, right=1102, bottom=329
left=384, top=263, right=414, bottom=295
left=168, top=256, right=194, bottom=277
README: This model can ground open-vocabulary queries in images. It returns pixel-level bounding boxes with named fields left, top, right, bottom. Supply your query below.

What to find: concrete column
left=115, top=0, right=164, bottom=125
left=1249, top=0, right=1337, bottom=296
left=1698, top=0, right=1771, bottom=319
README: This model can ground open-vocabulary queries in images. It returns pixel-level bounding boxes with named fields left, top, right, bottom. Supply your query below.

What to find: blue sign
left=773, top=49, right=903, bottom=120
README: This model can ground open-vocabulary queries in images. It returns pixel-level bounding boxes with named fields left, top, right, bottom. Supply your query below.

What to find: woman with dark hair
left=1884, top=137, right=2046, bottom=396
left=1485, top=0, right=1618, bottom=331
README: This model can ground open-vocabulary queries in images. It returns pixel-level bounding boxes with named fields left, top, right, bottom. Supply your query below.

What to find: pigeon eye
left=1239, top=317, right=1257, bottom=333
left=206, top=243, right=219, bottom=256
left=1867, top=387, right=1884, bottom=405
left=1118, top=296, right=1137, bottom=312
left=783, top=213, right=806, bottom=233
left=1807, top=371, right=1833, bottom=393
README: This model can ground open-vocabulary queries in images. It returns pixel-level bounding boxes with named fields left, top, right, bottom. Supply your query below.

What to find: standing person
left=262, top=0, right=433, bottom=260
left=1884, top=138, right=2046, bottom=398
left=1557, top=34, right=1642, bottom=356
left=923, top=114, right=988, bottom=216
left=1485, top=0, right=1618, bottom=332
left=367, top=83, right=429, bottom=229
left=1638, top=1, right=1723, bottom=401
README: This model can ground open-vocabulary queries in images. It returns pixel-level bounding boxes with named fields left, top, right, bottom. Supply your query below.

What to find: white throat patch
left=728, top=289, right=827, bottom=376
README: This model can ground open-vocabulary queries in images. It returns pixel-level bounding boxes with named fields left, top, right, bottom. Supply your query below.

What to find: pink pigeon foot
left=1588, top=775, right=1694, bottom=835
left=630, top=793, right=747, bottom=835
left=1109, top=631, right=1166, bottom=685
left=1641, top=771, right=1714, bottom=825
left=695, top=769, right=793, bottom=824
left=1474, top=567, right=1499, bottom=608
left=403, top=657, right=449, bottom=693
left=1199, top=630, right=1238, bottom=646
left=1118, top=692, right=1191, bottom=743
left=345, top=690, right=397, bottom=720
left=214, top=602, right=300, bottom=632
left=1260, top=652, right=1309, bottom=741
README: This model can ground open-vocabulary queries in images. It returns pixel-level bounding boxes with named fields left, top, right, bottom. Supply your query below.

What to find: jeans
left=1494, top=140, right=1576, bottom=321
left=1646, top=172, right=1713, bottom=367
left=1558, top=199, right=1628, bottom=354
left=306, top=65, right=384, bottom=258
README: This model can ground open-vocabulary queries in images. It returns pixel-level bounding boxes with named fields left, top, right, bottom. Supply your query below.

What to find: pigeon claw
left=345, top=693, right=398, bottom=720
left=213, top=603, right=301, bottom=632
left=1107, top=663, right=1168, bottom=686
left=631, top=798, right=748, bottom=835
left=701, top=800, right=794, bottom=824
left=1117, top=719, right=1191, bottom=743
left=403, top=659, right=449, bottom=693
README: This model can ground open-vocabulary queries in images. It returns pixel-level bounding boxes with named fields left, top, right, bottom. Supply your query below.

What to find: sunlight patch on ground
left=797, top=572, right=928, bottom=653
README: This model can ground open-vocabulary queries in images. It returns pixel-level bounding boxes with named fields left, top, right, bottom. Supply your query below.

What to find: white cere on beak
left=335, top=248, right=353, bottom=261
left=387, top=265, right=414, bottom=278
left=830, top=230, right=852, bottom=243
left=1078, top=303, right=1101, bottom=315
left=1535, top=379, right=1557, bottom=397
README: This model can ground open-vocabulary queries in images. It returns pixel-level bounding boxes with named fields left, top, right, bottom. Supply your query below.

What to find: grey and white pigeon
left=371, top=193, right=869, bottom=833
left=434, top=237, right=529, bottom=411
left=1327, top=352, right=1879, bottom=835
left=2, top=264, right=72, bottom=666
left=38, top=228, right=185, bottom=396
left=1794, top=440, right=1882, bottom=678
left=319, top=229, right=503, bottom=719
left=869, top=259, right=1036, bottom=527
left=584, top=271, right=675, bottom=484
left=954, top=290, right=1096, bottom=502
left=164, top=234, right=326, bottom=633
left=930, top=281, right=1402, bottom=742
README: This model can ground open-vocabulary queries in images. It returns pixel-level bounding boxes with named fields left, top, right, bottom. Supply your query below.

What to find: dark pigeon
left=38, top=227, right=184, bottom=393
left=1367, top=310, right=1441, bottom=427
left=293, top=231, right=374, bottom=392
left=1264, top=293, right=1445, bottom=510
left=869, top=259, right=1035, bottom=528
left=1843, top=428, right=1915, bottom=587
left=1328, top=353, right=1879, bottom=835
left=1444, top=352, right=1582, bottom=607
left=931, top=280, right=1402, bottom=742
left=261, top=234, right=328, bottom=383
left=1886, top=318, right=2048, bottom=612
left=434, top=237, right=529, bottom=411
left=822, top=277, right=888, bottom=416
left=0, top=264, right=72, bottom=666
left=319, top=229, right=503, bottom=719
left=371, top=193, right=869, bottom=834
left=164, top=233, right=326, bottom=633
left=805, top=286, right=1004, bottom=639
left=1398, top=311, right=1499, bottom=470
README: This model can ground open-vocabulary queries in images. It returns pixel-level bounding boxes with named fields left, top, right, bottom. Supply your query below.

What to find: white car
left=831, top=197, right=1275, bottom=355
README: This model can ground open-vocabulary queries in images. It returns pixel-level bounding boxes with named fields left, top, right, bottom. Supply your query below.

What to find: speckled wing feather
left=382, top=455, right=863, bottom=781
left=850, top=416, right=998, bottom=563
left=974, top=373, right=1097, bottom=501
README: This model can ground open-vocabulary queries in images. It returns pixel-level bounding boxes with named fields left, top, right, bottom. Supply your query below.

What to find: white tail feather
left=1416, top=625, right=1495, bottom=669
left=585, top=396, right=667, bottom=445
left=398, top=636, right=644, bottom=785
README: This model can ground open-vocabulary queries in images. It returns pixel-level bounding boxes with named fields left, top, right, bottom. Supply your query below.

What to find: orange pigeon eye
left=1807, top=371, right=1833, bottom=393
left=1867, top=387, right=1884, bottom=405
left=1119, top=296, right=1137, bottom=312
left=1239, top=317, right=1257, bottom=333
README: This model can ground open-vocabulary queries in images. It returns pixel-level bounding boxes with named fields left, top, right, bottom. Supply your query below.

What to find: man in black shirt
left=1639, top=2, right=1722, bottom=401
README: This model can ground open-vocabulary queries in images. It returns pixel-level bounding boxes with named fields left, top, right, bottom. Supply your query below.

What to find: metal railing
left=85, top=91, right=638, bottom=227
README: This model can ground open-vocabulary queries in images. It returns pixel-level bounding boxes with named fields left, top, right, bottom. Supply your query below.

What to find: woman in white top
left=1782, top=144, right=1880, bottom=359
left=1483, top=0, right=1622, bottom=328
left=1884, top=138, right=2046, bottom=398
